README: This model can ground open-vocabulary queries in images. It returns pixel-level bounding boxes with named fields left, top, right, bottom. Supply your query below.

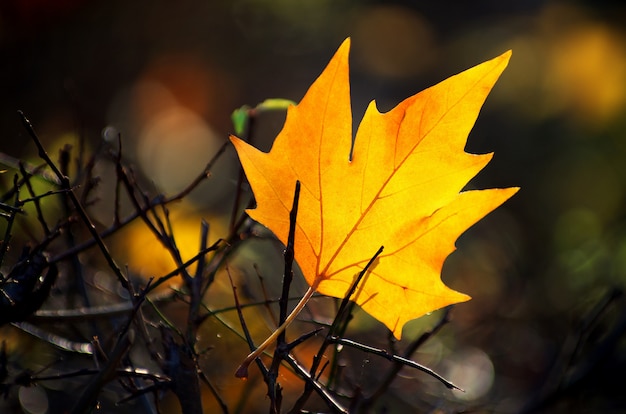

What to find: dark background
left=1, top=0, right=626, bottom=413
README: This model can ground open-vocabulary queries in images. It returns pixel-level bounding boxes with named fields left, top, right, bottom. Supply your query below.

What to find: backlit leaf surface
left=231, top=39, right=518, bottom=339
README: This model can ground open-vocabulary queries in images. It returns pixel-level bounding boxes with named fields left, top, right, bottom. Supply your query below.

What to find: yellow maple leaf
left=231, top=38, right=517, bottom=375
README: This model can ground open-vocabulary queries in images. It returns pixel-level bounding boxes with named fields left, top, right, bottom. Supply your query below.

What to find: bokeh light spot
left=445, top=347, right=494, bottom=401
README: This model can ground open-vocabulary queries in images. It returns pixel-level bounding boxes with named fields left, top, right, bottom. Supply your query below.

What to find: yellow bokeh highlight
left=545, top=22, right=626, bottom=126
left=112, top=204, right=229, bottom=291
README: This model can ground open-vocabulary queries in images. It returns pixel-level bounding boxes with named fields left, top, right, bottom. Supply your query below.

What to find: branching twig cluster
left=0, top=109, right=461, bottom=413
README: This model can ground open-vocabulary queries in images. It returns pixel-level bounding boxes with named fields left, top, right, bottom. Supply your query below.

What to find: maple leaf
left=231, top=39, right=518, bottom=375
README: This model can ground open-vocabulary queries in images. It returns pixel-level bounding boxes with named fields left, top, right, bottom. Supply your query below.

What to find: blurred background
left=2, top=0, right=626, bottom=413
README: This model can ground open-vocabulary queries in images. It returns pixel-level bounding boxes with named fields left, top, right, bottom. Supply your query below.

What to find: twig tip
left=235, top=364, right=249, bottom=379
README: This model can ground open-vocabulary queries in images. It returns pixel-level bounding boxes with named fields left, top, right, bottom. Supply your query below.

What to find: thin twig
left=160, top=326, right=203, bottom=414
left=148, top=243, right=223, bottom=292
left=283, top=355, right=348, bottom=414
left=235, top=284, right=317, bottom=379
left=329, top=336, right=463, bottom=391
left=171, top=142, right=229, bottom=203
left=519, top=288, right=625, bottom=414
left=18, top=162, right=50, bottom=235
left=69, top=323, right=133, bottom=413
left=198, top=370, right=229, bottom=414
left=227, top=267, right=270, bottom=380
left=289, top=246, right=384, bottom=413
left=11, top=321, right=94, bottom=354
left=48, top=141, right=229, bottom=265
left=278, top=181, right=300, bottom=331
left=0, top=175, right=19, bottom=268
left=19, top=110, right=130, bottom=290
left=235, top=183, right=314, bottom=379
left=32, top=366, right=171, bottom=383
left=253, top=265, right=279, bottom=328
left=268, top=181, right=300, bottom=413
left=0, top=152, right=61, bottom=186
left=55, top=145, right=94, bottom=313
left=363, top=307, right=451, bottom=406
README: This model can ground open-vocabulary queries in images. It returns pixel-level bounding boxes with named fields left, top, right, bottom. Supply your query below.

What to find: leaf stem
left=235, top=282, right=318, bottom=378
